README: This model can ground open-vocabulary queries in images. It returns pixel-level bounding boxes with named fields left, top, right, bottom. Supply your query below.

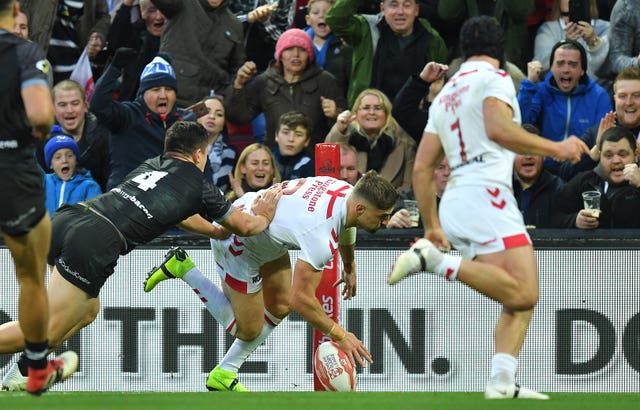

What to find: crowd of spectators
left=15, top=0, right=640, bottom=230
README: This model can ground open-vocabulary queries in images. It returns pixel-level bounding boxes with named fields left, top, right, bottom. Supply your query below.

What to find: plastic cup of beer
left=582, top=190, right=601, bottom=218
left=404, top=200, right=420, bottom=227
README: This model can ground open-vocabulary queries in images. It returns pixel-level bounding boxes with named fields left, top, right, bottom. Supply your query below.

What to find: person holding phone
left=533, top=0, right=610, bottom=84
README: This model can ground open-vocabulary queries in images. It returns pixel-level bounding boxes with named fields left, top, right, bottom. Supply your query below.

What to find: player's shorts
left=0, top=147, right=47, bottom=236
left=48, top=204, right=124, bottom=298
left=439, top=185, right=531, bottom=260
left=211, top=234, right=287, bottom=294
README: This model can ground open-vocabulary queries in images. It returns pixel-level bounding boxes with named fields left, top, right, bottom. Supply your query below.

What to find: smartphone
left=569, top=0, right=590, bottom=23
left=186, top=101, right=209, bottom=119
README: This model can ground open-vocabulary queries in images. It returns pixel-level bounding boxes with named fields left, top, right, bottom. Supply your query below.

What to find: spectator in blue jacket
left=518, top=39, right=612, bottom=173
left=43, top=134, right=102, bottom=218
left=90, top=51, right=194, bottom=189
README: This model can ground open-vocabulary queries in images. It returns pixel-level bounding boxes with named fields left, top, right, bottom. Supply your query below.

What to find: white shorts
left=439, top=185, right=531, bottom=260
left=211, top=233, right=287, bottom=295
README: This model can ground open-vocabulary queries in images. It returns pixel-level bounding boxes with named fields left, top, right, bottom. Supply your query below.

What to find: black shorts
left=49, top=204, right=123, bottom=298
left=0, top=147, right=47, bottom=236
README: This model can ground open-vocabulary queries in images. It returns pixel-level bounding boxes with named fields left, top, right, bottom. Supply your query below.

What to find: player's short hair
left=459, top=16, right=505, bottom=68
left=278, top=111, right=313, bottom=137
left=613, top=67, right=640, bottom=93
left=164, top=121, right=209, bottom=155
left=352, top=170, right=398, bottom=210
left=52, top=80, right=86, bottom=102
left=598, top=126, right=637, bottom=152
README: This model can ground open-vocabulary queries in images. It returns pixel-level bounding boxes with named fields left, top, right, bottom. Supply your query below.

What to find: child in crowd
left=272, top=111, right=314, bottom=181
left=43, top=132, right=102, bottom=218
left=195, top=95, right=236, bottom=195
left=303, top=0, right=352, bottom=93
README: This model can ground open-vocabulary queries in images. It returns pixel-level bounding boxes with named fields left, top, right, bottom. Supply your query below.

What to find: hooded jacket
left=518, top=71, right=612, bottom=170
left=44, top=169, right=102, bottom=218
left=90, top=63, right=194, bottom=189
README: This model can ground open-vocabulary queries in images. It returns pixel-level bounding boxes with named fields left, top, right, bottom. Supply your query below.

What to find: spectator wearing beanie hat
left=43, top=133, right=102, bottom=218
left=224, top=28, right=347, bottom=155
left=90, top=51, right=194, bottom=189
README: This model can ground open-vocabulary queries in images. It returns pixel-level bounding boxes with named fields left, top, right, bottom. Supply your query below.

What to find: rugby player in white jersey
left=388, top=16, right=589, bottom=399
left=144, top=170, right=398, bottom=391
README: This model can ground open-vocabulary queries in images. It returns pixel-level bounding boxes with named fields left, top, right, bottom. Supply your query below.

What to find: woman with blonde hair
left=228, top=143, right=281, bottom=201
left=325, top=88, right=415, bottom=190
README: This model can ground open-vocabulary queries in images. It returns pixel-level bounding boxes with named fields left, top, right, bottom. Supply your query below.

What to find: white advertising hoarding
left=0, top=248, right=638, bottom=392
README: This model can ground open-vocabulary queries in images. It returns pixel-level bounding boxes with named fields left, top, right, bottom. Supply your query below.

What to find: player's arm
left=22, top=84, right=54, bottom=139
left=177, top=214, right=231, bottom=239
left=413, top=131, right=450, bottom=250
left=335, top=228, right=356, bottom=299
left=290, top=259, right=372, bottom=367
left=483, top=97, right=589, bottom=162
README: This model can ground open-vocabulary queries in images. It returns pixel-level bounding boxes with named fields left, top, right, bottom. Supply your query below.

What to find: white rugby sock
left=182, top=268, right=237, bottom=335
left=219, top=310, right=282, bottom=373
left=432, top=253, right=462, bottom=281
left=489, top=353, right=518, bottom=387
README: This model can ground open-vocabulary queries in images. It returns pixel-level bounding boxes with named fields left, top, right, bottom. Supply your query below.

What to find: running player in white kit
left=144, top=170, right=398, bottom=391
left=388, top=16, right=589, bottom=399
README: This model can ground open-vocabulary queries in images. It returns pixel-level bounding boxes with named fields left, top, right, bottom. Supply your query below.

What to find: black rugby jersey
left=88, top=155, right=232, bottom=252
left=0, top=31, right=50, bottom=148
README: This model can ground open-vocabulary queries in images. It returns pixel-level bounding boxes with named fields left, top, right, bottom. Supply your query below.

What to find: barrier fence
left=0, top=229, right=638, bottom=392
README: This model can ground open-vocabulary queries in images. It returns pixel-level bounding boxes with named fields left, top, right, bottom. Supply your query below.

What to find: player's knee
left=235, top=325, right=262, bottom=341
left=505, top=289, right=538, bottom=311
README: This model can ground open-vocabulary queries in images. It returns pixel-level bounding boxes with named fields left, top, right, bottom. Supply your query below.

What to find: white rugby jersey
left=425, top=60, right=520, bottom=189
left=225, top=177, right=352, bottom=270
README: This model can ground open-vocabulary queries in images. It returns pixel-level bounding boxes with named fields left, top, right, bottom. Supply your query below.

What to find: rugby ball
left=313, top=341, right=357, bottom=391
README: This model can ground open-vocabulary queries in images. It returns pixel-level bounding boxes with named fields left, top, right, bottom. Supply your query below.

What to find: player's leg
left=144, top=247, right=265, bottom=339
left=208, top=254, right=292, bottom=392
left=3, top=214, right=51, bottom=350
left=0, top=267, right=91, bottom=392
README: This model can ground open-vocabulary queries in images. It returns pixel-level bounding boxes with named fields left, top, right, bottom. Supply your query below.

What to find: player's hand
left=425, top=229, right=450, bottom=252
left=337, top=333, right=372, bottom=368
left=576, top=209, right=600, bottom=229
left=386, top=209, right=413, bottom=229
left=234, top=61, right=257, bottom=89
left=333, top=261, right=356, bottom=299
left=419, top=61, right=448, bottom=83
left=624, top=163, right=640, bottom=187
left=251, top=184, right=283, bottom=222
left=554, top=136, right=590, bottom=163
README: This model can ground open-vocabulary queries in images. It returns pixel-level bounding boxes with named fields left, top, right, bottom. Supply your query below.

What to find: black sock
left=24, top=340, right=49, bottom=371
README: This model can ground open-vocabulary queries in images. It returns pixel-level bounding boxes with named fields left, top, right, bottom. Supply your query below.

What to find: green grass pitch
left=1, top=392, right=639, bottom=410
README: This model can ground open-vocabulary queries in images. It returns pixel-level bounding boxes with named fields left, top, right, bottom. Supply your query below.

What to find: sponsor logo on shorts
left=59, top=258, right=91, bottom=285
left=5, top=206, right=36, bottom=227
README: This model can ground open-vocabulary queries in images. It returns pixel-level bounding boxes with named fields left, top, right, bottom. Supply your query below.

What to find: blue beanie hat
left=44, top=132, right=81, bottom=170
left=138, top=54, right=177, bottom=96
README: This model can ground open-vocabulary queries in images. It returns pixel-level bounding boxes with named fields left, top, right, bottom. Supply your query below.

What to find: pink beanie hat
left=275, top=28, right=315, bottom=62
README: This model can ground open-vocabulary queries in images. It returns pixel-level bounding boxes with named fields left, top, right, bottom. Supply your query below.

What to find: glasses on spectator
left=358, top=105, right=384, bottom=112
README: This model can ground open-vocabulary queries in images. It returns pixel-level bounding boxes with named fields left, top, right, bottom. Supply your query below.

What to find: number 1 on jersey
left=451, top=119, right=468, bottom=162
